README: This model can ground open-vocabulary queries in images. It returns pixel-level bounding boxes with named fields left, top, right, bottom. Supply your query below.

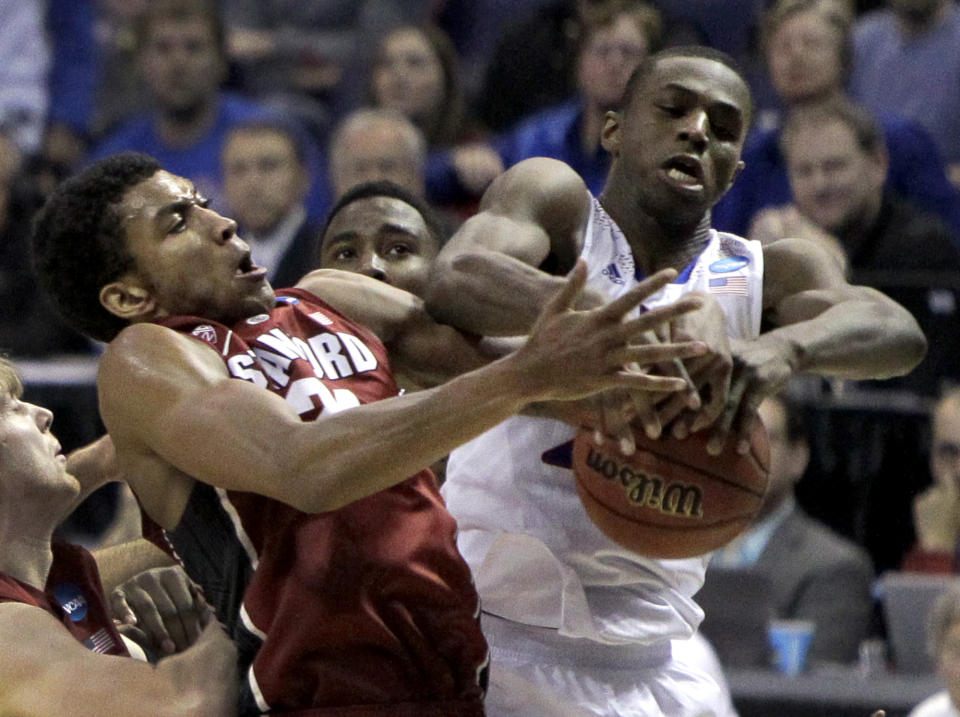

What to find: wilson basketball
left=572, top=422, right=770, bottom=558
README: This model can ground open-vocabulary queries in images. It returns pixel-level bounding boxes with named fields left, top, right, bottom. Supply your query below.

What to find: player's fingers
left=730, top=392, right=764, bottom=455
left=617, top=297, right=704, bottom=339
left=707, top=377, right=749, bottom=455
left=159, top=569, right=204, bottom=647
left=630, top=393, right=662, bottom=439
left=689, top=358, right=734, bottom=435
left=109, top=587, right=137, bottom=625
left=121, top=583, right=177, bottom=656
left=116, top=623, right=154, bottom=662
left=658, top=392, right=696, bottom=433
left=599, top=394, right=636, bottom=456
left=597, top=268, right=679, bottom=320
left=612, top=372, right=690, bottom=393
left=542, top=259, right=587, bottom=317
left=613, top=341, right=706, bottom=368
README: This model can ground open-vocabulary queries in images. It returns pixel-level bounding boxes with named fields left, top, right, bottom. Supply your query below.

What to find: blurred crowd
left=4, top=0, right=960, bottom=699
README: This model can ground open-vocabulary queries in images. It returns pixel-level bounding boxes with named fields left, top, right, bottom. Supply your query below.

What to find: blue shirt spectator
left=712, top=113, right=960, bottom=245
left=493, top=100, right=610, bottom=195
left=850, top=1, right=960, bottom=170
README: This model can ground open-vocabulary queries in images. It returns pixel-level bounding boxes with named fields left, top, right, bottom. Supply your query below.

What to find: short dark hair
left=620, top=45, right=753, bottom=122
left=780, top=97, right=886, bottom=157
left=32, top=152, right=162, bottom=342
left=317, top=180, right=448, bottom=262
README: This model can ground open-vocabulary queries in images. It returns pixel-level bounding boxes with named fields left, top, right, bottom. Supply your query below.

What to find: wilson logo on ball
left=584, top=447, right=704, bottom=519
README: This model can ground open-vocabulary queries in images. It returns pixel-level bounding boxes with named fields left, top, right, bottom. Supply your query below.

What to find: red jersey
left=0, top=541, right=127, bottom=657
left=153, top=289, right=488, bottom=716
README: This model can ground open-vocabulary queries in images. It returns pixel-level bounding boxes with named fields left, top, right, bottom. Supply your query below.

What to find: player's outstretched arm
left=699, top=236, right=926, bottom=453
left=0, top=604, right=237, bottom=717
left=99, top=264, right=705, bottom=515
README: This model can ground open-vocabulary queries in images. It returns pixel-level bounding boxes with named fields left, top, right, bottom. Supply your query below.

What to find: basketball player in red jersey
left=0, top=357, right=238, bottom=717
left=31, top=152, right=709, bottom=716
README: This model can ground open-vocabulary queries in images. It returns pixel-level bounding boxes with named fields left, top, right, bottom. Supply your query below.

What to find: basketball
left=572, top=421, right=770, bottom=559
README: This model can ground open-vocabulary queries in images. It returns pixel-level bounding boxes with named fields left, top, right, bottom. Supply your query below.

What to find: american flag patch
left=708, top=276, right=748, bottom=295
left=84, top=627, right=117, bottom=654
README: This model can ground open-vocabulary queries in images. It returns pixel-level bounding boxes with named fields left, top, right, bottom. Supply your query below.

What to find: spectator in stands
left=850, top=0, right=960, bottom=187
left=472, top=0, right=706, bottom=133
left=0, top=131, right=90, bottom=357
left=219, top=0, right=433, bottom=141
left=0, top=1, right=49, bottom=158
left=711, top=0, right=960, bottom=243
left=0, top=358, right=237, bottom=716
left=491, top=0, right=663, bottom=195
left=88, top=0, right=267, bottom=211
left=370, top=24, right=470, bottom=150
left=221, top=120, right=319, bottom=290
left=316, top=180, right=447, bottom=299
left=908, top=583, right=960, bottom=717
left=41, top=0, right=98, bottom=190
left=472, top=0, right=586, bottom=133
left=327, top=109, right=427, bottom=201
left=763, top=99, right=960, bottom=395
left=88, top=0, right=329, bottom=219
left=369, top=24, right=503, bottom=207
left=753, top=98, right=959, bottom=270
left=707, top=391, right=875, bottom=664
left=427, top=0, right=662, bottom=209
left=903, top=388, right=960, bottom=574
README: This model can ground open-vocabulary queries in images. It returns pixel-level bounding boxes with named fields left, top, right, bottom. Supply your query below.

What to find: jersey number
left=286, top=376, right=360, bottom=417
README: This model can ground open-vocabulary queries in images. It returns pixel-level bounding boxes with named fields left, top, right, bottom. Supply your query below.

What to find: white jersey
left=442, top=195, right=764, bottom=646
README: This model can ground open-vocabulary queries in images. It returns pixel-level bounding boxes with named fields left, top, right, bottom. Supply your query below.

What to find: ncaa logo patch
left=53, top=582, right=88, bottom=622
left=191, top=324, right=217, bottom=344
left=709, top=256, right=750, bottom=274
left=246, top=314, right=270, bottom=325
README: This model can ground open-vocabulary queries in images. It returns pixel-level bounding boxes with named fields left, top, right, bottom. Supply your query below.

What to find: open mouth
left=662, top=156, right=706, bottom=191
left=235, top=252, right=266, bottom=279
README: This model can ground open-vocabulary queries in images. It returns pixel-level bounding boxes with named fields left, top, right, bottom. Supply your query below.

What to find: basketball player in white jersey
left=425, top=45, right=926, bottom=716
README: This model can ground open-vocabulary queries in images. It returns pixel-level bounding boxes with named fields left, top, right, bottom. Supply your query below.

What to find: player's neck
left=0, top=530, right=55, bottom=590
left=599, top=190, right=712, bottom=275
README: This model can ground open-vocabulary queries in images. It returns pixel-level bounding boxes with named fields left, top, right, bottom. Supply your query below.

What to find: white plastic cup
left=768, top=619, right=815, bottom=676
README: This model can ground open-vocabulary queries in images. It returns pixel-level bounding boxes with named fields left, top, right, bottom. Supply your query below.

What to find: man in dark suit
left=703, top=390, right=876, bottom=665
left=221, top=119, right=321, bottom=290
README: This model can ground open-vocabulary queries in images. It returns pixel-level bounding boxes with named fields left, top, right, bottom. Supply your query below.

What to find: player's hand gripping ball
left=572, top=422, right=770, bottom=558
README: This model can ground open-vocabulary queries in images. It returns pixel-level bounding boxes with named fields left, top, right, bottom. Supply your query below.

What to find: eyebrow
left=154, top=191, right=209, bottom=223
left=326, top=222, right=421, bottom=246
left=661, top=83, right=744, bottom=118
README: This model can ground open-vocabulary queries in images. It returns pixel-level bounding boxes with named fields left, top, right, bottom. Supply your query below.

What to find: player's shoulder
left=103, top=322, right=192, bottom=360
left=500, top=156, right=587, bottom=192
left=99, top=322, right=226, bottom=390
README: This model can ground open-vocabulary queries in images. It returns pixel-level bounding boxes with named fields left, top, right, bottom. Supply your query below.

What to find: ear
left=788, top=439, right=810, bottom=484
left=600, top=111, right=622, bottom=155
left=725, top=159, right=746, bottom=192
left=870, top=147, right=889, bottom=190
left=99, top=277, right=157, bottom=322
